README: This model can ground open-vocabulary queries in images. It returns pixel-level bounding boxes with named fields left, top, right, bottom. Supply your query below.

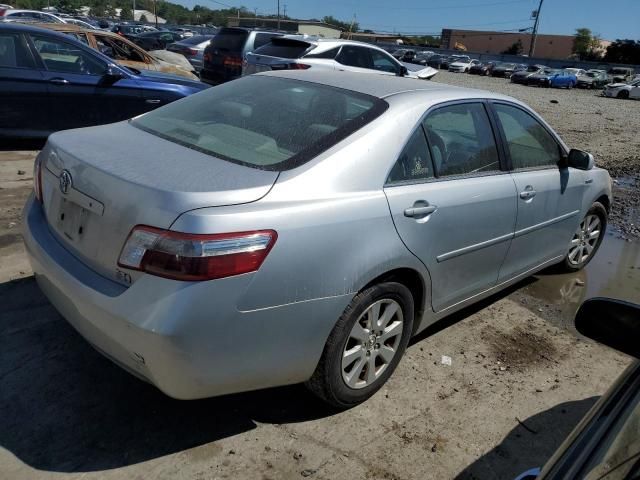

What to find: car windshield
left=131, top=76, right=388, bottom=171
left=526, top=65, right=539, bottom=72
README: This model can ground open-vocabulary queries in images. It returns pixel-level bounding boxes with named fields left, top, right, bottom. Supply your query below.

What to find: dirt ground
left=1, top=73, right=638, bottom=480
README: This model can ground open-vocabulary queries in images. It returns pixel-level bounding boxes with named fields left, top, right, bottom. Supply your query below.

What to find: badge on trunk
left=59, top=170, right=72, bottom=195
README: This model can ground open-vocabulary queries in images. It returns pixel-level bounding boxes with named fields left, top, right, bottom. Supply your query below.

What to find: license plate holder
left=58, top=198, right=87, bottom=242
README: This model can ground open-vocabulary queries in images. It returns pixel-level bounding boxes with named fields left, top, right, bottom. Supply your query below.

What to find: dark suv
left=200, top=27, right=284, bottom=85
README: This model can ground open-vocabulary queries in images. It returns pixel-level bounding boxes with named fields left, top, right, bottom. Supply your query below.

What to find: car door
left=630, top=80, right=640, bottom=99
left=490, top=102, right=587, bottom=281
left=384, top=101, right=518, bottom=312
left=29, top=33, right=143, bottom=131
left=0, top=30, right=51, bottom=140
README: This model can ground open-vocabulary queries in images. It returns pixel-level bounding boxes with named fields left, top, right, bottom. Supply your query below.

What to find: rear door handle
left=585, top=179, right=593, bottom=184
left=49, top=78, right=69, bottom=85
left=404, top=205, right=437, bottom=217
left=145, top=99, right=161, bottom=104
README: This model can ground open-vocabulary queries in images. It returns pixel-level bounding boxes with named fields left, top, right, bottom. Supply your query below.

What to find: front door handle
left=404, top=205, right=437, bottom=218
left=49, top=78, right=69, bottom=85
left=519, top=186, right=537, bottom=200
left=145, top=99, right=161, bottom=104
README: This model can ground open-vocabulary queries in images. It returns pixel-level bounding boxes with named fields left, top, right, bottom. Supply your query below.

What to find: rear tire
left=558, top=202, right=607, bottom=272
left=305, top=282, right=414, bottom=408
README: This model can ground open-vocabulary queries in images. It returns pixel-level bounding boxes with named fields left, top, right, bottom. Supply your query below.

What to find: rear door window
left=422, top=103, right=501, bottom=177
left=336, top=45, right=373, bottom=69
left=0, top=32, right=33, bottom=68
left=386, top=127, right=435, bottom=184
left=369, top=48, right=398, bottom=73
left=211, top=29, right=248, bottom=53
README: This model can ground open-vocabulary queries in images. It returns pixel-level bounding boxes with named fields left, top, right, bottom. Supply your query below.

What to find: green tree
left=604, top=39, right=640, bottom=65
left=573, top=28, right=601, bottom=60
left=502, top=39, right=523, bottom=55
left=119, top=3, right=133, bottom=20
left=139, top=13, right=149, bottom=23
left=322, top=15, right=358, bottom=32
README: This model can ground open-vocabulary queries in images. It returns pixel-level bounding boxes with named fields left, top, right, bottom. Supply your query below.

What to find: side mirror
left=101, top=65, right=125, bottom=84
left=567, top=149, right=594, bottom=170
left=575, top=298, right=640, bottom=358
left=399, top=65, right=408, bottom=77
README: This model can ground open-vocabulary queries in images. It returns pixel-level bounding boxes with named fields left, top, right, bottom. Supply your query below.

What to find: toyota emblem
left=59, top=170, right=72, bottom=195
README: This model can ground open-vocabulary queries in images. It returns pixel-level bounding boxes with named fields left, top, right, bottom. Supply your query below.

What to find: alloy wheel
left=568, top=214, right=601, bottom=266
left=341, top=299, right=404, bottom=389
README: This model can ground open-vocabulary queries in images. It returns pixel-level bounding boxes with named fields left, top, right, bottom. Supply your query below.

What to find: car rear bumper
left=23, top=196, right=350, bottom=399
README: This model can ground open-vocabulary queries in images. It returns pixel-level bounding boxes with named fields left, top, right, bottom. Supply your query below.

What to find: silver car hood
left=40, top=121, right=278, bottom=284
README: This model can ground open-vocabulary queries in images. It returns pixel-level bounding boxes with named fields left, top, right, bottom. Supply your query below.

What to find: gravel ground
left=432, top=70, right=640, bottom=241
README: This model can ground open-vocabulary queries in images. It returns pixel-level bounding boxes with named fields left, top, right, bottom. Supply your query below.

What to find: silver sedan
left=23, top=70, right=611, bottom=407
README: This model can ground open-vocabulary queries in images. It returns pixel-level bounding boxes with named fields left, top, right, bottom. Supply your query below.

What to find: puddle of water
left=519, top=232, right=640, bottom=329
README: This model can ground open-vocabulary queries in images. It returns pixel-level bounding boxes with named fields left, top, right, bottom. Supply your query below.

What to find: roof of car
left=257, top=69, right=514, bottom=102
left=22, top=22, right=125, bottom=39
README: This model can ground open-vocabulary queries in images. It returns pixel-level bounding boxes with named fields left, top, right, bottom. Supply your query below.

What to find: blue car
left=0, top=23, right=208, bottom=144
left=528, top=69, right=577, bottom=88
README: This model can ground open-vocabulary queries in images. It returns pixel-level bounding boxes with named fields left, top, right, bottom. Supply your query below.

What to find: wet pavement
left=515, top=230, right=640, bottom=330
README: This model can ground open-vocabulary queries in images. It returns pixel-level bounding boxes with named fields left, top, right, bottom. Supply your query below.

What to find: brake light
left=0, top=8, right=7, bottom=16
left=223, top=55, right=242, bottom=67
left=187, top=48, right=198, bottom=56
left=118, top=226, right=277, bottom=281
left=289, top=63, right=311, bottom=70
left=33, top=153, right=43, bottom=204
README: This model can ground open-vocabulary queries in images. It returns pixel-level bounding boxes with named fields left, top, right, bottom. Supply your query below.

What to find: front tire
left=559, top=202, right=607, bottom=272
left=618, top=90, right=630, bottom=99
left=306, top=282, right=414, bottom=408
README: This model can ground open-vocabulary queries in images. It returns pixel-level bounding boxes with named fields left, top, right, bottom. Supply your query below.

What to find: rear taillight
left=33, top=153, right=43, bottom=204
left=223, top=55, right=242, bottom=67
left=118, top=226, right=277, bottom=281
left=187, top=48, right=198, bottom=56
left=0, top=8, right=7, bottom=16
left=288, top=63, right=311, bottom=70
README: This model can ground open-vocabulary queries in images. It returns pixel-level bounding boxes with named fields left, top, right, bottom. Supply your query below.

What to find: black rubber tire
left=305, top=282, right=414, bottom=409
left=617, top=90, right=630, bottom=99
left=558, top=202, right=607, bottom=272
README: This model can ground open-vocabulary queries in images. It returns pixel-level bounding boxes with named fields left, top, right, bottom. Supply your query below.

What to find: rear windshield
left=210, top=29, right=248, bottom=52
left=131, top=76, right=388, bottom=171
left=253, top=39, right=312, bottom=59
left=181, top=35, right=212, bottom=45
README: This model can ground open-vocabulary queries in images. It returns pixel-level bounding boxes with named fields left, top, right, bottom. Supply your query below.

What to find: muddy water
left=517, top=231, right=640, bottom=330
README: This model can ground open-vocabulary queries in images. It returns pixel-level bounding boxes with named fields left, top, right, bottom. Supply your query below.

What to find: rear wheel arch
left=360, top=268, right=427, bottom=335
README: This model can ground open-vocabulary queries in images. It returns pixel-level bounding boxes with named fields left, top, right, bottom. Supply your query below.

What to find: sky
left=174, top=0, right=639, bottom=41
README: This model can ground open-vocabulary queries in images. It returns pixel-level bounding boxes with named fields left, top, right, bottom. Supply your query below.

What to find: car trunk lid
left=40, top=121, right=278, bottom=285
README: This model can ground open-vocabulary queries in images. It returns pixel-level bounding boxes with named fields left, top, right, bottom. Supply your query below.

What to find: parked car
left=576, top=69, right=609, bottom=89
left=468, top=61, right=495, bottom=75
left=166, top=34, right=215, bottom=73
left=112, top=23, right=156, bottom=37
left=491, top=62, right=522, bottom=78
left=0, top=23, right=206, bottom=143
left=0, top=8, right=65, bottom=23
left=608, top=67, right=634, bottom=83
left=528, top=69, right=577, bottom=88
left=514, top=297, right=639, bottom=480
left=244, top=37, right=438, bottom=80
left=410, top=51, right=433, bottom=65
left=23, top=69, right=611, bottom=408
left=391, top=48, right=411, bottom=60
left=439, top=55, right=465, bottom=70
left=448, top=57, right=480, bottom=73
left=34, top=23, right=198, bottom=79
left=200, top=27, right=285, bottom=85
left=426, top=54, right=447, bottom=69
left=128, top=30, right=184, bottom=51
left=563, top=67, right=586, bottom=77
left=510, top=64, right=547, bottom=84
left=602, top=78, right=640, bottom=99
left=61, top=18, right=97, bottom=29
